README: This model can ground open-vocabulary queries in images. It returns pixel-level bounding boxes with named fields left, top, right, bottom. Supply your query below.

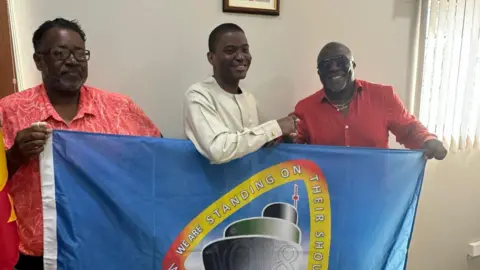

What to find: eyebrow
left=320, top=54, right=348, bottom=61
left=52, top=44, right=85, bottom=50
left=224, top=43, right=249, bottom=47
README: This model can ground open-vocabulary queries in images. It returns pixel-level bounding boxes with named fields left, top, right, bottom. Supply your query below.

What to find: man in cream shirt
left=184, top=23, right=296, bottom=164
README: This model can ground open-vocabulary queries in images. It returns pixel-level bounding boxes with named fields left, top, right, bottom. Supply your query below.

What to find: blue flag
left=40, top=130, right=425, bottom=270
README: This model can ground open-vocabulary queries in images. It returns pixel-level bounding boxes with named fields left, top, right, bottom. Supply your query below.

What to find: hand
left=264, top=138, right=281, bottom=148
left=10, top=122, right=51, bottom=163
left=423, top=139, right=447, bottom=160
left=277, top=115, right=299, bottom=137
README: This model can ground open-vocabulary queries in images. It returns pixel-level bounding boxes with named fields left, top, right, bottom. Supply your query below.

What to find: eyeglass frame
left=35, top=47, right=91, bottom=62
left=317, top=55, right=354, bottom=73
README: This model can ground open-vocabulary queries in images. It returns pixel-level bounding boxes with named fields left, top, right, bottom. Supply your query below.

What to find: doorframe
left=6, top=0, right=22, bottom=92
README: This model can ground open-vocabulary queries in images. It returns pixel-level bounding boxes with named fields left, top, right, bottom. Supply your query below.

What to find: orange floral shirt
left=0, top=84, right=161, bottom=256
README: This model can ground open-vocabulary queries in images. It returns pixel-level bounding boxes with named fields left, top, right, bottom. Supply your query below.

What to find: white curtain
left=420, top=0, right=480, bottom=151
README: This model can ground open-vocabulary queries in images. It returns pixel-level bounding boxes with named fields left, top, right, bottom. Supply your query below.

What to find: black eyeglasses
left=37, top=47, right=91, bottom=62
left=317, top=55, right=352, bottom=73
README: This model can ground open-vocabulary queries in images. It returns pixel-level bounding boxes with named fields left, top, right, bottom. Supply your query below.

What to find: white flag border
left=40, top=135, right=58, bottom=270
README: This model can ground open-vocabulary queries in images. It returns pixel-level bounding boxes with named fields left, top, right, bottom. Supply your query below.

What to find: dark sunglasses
left=317, top=55, right=352, bottom=73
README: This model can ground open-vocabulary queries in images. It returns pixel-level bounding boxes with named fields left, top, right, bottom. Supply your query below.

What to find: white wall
left=8, top=0, right=480, bottom=269
left=8, top=0, right=416, bottom=138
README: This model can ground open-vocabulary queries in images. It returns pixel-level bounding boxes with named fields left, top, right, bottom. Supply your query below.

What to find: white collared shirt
left=184, top=77, right=282, bottom=164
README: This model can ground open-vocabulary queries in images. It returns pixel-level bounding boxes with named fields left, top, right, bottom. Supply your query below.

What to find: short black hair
left=317, top=42, right=353, bottom=64
left=32, top=18, right=86, bottom=51
left=208, top=23, right=244, bottom=53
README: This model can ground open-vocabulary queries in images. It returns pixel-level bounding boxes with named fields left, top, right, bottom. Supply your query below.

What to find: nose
left=234, top=51, right=245, bottom=61
left=65, top=52, right=78, bottom=66
left=329, top=60, right=341, bottom=71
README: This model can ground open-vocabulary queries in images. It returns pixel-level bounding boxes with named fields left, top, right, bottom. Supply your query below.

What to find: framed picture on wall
left=223, top=0, right=280, bottom=16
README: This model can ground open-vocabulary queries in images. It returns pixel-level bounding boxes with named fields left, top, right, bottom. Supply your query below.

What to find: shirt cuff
left=261, top=120, right=283, bottom=141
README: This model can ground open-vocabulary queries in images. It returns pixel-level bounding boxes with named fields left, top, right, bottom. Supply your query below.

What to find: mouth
left=232, top=64, right=248, bottom=72
left=61, top=71, right=82, bottom=78
left=327, top=72, right=345, bottom=80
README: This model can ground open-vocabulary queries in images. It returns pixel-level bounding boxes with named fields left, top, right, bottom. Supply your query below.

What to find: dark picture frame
left=223, top=0, right=280, bottom=16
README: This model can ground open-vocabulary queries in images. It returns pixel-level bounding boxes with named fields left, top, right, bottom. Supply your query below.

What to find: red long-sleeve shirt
left=294, top=80, right=435, bottom=149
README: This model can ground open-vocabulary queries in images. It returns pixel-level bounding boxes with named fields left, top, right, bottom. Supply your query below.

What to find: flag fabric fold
left=0, top=129, right=18, bottom=270
left=40, top=130, right=426, bottom=270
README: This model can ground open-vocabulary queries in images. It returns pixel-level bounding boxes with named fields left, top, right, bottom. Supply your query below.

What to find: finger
left=28, top=121, right=51, bottom=133
left=434, top=149, right=448, bottom=160
left=30, top=122, right=47, bottom=130
left=31, top=121, right=47, bottom=128
left=265, top=141, right=278, bottom=148
left=423, top=149, right=434, bottom=160
left=20, top=140, right=47, bottom=151
left=290, top=115, right=297, bottom=124
left=24, top=132, right=48, bottom=142
left=294, top=119, right=301, bottom=128
left=424, top=153, right=434, bottom=160
left=20, top=128, right=49, bottom=142
left=24, top=146, right=44, bottom=158
left=29, top=125, right=50, bottom=134
left=289, top=132, right=298, bottom=137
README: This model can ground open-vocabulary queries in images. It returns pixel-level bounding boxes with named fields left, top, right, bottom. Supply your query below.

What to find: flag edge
left=41, top=135, right=58, bottom=270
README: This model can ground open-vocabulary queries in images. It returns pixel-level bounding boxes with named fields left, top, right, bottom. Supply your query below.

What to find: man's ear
left=33, top=53, right=43, bottom=71
left=207, top=52, right=214, bottom=66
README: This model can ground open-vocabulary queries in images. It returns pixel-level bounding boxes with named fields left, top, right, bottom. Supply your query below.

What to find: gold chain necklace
left=332, top=96, right=353, bottom=111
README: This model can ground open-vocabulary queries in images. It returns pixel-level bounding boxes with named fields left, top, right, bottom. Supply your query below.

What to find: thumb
left=423, top=148, right=434, bottom=159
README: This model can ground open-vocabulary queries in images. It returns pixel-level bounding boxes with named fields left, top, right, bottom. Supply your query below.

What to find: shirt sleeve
left=184, top=90, right=282, bottom=164
left=125, top=99, right=162, bottom=137
left=386, top=86, right=436, bottom=149
left=292, top=105, right=309, bottom=144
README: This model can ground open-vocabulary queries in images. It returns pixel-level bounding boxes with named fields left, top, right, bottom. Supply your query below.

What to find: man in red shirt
left=0, top=18, right=161, bottom=269
left=294, top=42, right=447, bottom=160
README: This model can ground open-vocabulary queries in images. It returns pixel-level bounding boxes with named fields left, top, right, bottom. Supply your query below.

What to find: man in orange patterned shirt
left=0, top=18, right=161, bottom=269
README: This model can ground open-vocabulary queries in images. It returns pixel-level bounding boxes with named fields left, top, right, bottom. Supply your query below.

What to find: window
left=419, top=0, right=480, bottom=151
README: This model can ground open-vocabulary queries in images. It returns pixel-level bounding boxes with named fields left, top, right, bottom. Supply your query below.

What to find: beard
left=58, top=76, right=86, bottom=92
left=43, top=72, right=86, bottom=94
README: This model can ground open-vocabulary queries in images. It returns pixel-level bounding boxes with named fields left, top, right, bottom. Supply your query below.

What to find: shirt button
left=345, top=125, right=349, bottom=129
